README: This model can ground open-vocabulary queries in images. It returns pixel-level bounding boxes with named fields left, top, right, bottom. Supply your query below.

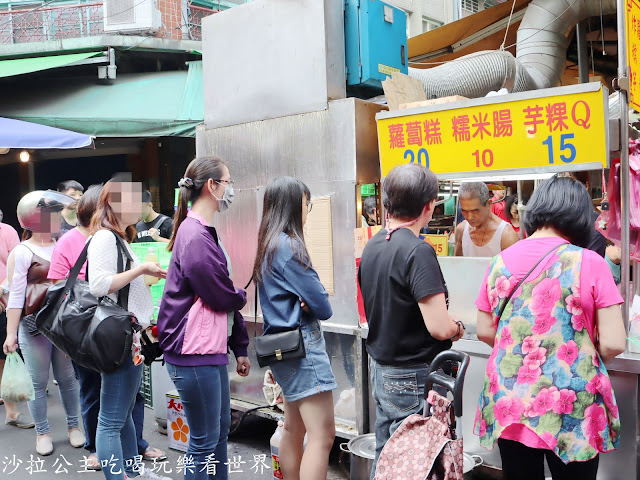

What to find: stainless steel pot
left=339, top=433, right=376, bottom=480
left=463, top=453, right=483, bottom=479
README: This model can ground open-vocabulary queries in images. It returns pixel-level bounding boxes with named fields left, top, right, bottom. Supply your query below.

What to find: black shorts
left=0, top=312, right=6, bottom=360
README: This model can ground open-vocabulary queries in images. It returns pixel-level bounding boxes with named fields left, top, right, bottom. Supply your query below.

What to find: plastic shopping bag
left=0, top=352, right=35, bottom=402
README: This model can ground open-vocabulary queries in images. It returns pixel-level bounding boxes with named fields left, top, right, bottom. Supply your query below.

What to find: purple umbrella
left=0, top=117, right=93, bottom=149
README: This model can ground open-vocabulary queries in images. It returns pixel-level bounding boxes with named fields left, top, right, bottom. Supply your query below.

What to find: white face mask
left=213, top=181, right=235, bottom=212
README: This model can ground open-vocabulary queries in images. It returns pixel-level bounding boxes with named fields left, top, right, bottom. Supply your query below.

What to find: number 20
left=405, top=148, right=429, bottom=167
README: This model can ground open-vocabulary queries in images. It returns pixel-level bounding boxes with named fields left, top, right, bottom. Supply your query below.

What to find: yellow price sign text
left=376, top=83, right=609, bottom=178
left=626, top=0, right=640, bottom=112
left=422, top=234, right=448, bottom=256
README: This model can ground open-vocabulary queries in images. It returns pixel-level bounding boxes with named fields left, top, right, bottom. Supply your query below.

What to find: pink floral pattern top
left=473, top=243, right=621, bottom=463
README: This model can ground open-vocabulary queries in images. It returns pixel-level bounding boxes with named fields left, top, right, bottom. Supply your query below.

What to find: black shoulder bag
left=496, top=244, right=564, bottom=321
left=35, top=232, right=141, bottom=373
left=249, top=278, right=306, bottom=368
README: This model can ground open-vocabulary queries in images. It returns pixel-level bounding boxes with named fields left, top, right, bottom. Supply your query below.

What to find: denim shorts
left=269, top=320, right=337, bottom=402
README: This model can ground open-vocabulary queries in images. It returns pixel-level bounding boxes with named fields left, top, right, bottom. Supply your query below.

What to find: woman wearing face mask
left=87, top=177, right=167, bottom=480
left=158, top=156, right=250, bottom=480
left=3, top=191, right=85, bottom=456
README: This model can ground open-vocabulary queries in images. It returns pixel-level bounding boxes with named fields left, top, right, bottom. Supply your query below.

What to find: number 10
left=473, top=149, right=494, bottom=168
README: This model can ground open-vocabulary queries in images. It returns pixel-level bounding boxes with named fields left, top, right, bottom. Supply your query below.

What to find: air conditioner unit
left=104, top=0, right=162, bottom=35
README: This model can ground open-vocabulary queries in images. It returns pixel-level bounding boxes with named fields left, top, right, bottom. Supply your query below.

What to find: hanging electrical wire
left=499, top=0, right=518, bottom=51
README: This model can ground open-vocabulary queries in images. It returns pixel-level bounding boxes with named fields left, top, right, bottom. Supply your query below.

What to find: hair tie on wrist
left=178, top=177, right=194, bottom=189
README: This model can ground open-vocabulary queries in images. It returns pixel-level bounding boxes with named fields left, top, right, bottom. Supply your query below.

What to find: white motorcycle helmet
left=16, top=190, right=74, bottom=233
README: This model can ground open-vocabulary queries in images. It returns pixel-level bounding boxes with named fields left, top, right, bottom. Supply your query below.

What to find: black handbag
left=250, top=282, right=306, bottom=368
left=35, top=232, right=141, bottom=374
left=139, top=329, right=163, bottom=366
left=21, top=314, right=40, bottom=337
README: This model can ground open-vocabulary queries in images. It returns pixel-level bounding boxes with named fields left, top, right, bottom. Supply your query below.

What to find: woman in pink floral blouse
left=474, top=175, right=626, bottom=480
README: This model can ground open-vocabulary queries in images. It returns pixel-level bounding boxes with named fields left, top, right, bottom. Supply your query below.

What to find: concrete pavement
left=0, top=377, right=347, bottom=480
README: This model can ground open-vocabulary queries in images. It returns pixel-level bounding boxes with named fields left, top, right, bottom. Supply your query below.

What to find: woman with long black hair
left=253, top=177, right=336, bottom=480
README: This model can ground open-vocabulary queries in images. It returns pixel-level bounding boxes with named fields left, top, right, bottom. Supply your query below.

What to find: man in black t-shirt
left=55, top=180, right=84, bottom=240
left=134, top=190, right=173, bottom=243
left=358, top=164, right=465, bottom=478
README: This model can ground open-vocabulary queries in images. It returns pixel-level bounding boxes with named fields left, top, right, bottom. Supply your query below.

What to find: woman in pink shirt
left=474, top=176, right=626, bottom=480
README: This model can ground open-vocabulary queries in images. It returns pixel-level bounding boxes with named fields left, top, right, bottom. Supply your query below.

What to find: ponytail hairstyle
left=90, top=180, right=136, bottom=243
left=169, top=156, right=228, bottom=251
left=252, top=177, right=311, bottom=284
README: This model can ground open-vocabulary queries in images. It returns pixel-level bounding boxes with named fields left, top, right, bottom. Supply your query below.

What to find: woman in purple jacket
left=158, top=156, right=250, bottom=480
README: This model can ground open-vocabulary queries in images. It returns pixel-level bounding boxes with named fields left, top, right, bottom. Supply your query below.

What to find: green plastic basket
left=130, top=242, right=172, bottom=269
left=130, top=243, right=171, bottom=322
left=150, top=282, right=165, bottom=308
left=360, top=184, right=376, bottom=197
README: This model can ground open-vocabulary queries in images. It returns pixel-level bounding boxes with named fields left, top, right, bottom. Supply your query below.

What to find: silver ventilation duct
left=409, top=0, right=617, bottom=98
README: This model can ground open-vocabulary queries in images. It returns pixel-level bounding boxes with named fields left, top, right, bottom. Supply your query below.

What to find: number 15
left=542, top=133, right=576, bottom=164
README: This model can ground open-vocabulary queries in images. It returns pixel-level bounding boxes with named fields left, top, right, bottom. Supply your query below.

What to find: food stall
left=192, top=6, right=640, bottom=480
left=375, top=80, right=640, bottom=479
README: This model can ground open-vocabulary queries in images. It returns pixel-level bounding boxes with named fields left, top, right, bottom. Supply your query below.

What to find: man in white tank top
left=454, top=182, right=519, bottom=257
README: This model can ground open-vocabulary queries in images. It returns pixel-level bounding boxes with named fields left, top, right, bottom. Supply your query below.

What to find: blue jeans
left=134, top=390, right=150, bottom=455
left=74, top=362, right=101, bottom=453
left=96, top=358, right=143, bottom=480
left=369, top=358, right=429, bottom=480
left=75, top=363, right=148, bottom=456
left=167, top=363, right=231, bottom=480
left=18, top=324, right=79, bottom=435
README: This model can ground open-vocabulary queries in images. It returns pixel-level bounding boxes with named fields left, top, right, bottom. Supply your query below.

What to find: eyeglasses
left=307, top=202, right=313, bottom=213
left=215, top=179, right=234, bottom=187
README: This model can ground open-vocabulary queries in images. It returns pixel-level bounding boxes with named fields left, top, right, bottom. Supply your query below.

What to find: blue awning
left=0, top=117, right=93, bottom=149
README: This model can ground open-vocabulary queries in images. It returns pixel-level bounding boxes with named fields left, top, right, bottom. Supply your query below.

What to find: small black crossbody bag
left=249, top=279, right=306, bottom=368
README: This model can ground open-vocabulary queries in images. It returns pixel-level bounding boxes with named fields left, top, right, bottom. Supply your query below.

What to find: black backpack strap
left=152, top=215, right=168, bottom=231
left=66, top=240, right=91, bottom=288
left=112, top=233, right=133, bottom=312
left=243, top=276, right=258, bottom=339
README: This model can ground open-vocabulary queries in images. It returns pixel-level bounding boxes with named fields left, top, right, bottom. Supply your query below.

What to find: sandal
left=86, top=453, right=101, bottom=471
left=142, top=446, right=167, bottom=462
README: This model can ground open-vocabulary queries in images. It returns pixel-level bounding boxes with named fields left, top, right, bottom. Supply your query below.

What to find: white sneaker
left=135, top=468, right=172, bottom=480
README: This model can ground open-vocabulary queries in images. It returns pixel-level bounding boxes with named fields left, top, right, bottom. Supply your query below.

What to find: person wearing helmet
left=3, top=190, right=85, bottom=457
